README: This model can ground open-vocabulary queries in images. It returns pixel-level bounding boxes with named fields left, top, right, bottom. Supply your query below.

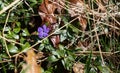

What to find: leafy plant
left=0, top=0, right=120, bottom=73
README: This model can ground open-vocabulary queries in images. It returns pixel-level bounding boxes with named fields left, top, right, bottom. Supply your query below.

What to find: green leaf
left=62, top=57, right=73, bottom=70
left=68, top=25, right=79, bottom=34
left=58, top=44, right=65, bottom=50
left=56, top=49, right=65, bottom=58
left=29, top=0, right=37, bottom=6
left=47, top=55, right=59, bottom=62
left=85, top=51, right=92, bottom=73
left=90, top=67, right=97, bottom=73
left=15, top=22, right=21, bottom=27
left=38, top=43, right=45, bottom=51
left=21, top=28, right=30, bottom=36
left=21, top=42, right=30, bottom=52
left=60, top=30, right=67, bottom=42
left=1, top=63, right=7, bottom=73
left=6, top=31, right=19, bottom=39
left=20, top=37, right=25, bottom=44
left=97, top=66, right=110, bottom=73
left=67, top=51, right=75, bottom=61
left=94, top=57, right=102, bottom=66
left=43, top=67, right=53, bottom=73
left=11, top=32, right=19, bottom=39
left=4, top=26, right=11, bottom=31
left=38, top=0, right=43, bottom=3
left=8, top=44, right=19, bottom=54
left=29, top=0, right=37, bottom=3
left=13, top=27, right=20, bottom=33
left=51, top=51, right=60, bottom=58
left=43, top=38, right=50, bottom=44
left=43, top=71, right=52, bottom=73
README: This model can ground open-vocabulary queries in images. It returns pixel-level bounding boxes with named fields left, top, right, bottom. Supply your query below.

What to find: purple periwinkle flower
left=38, top=25, right=50, bottom=38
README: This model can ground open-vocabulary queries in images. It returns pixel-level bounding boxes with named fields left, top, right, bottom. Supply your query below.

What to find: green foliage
left=8, top=43, right=19, bottom=54
left=85, top=51, right=92, bottom=73
left=0, top=0, right=120, bottom=73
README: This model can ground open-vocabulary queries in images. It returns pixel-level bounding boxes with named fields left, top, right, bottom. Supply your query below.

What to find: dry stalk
left=0, top=0, right=22, bottom=15
left=0, top=60, right=12, bottom=63
left=1, top=0, right=23, bottom=58
left=75, top=51, right=114, bottom=56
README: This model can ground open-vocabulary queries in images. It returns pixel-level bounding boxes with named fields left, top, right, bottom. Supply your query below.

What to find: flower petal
left=38, top=25, right=50, bottom=38
left=43, top=33, right=48, bottom=37
left=43, top=25, right=50, bottom=33
left=43, top=25, right=47, bottom=31
left=38, top=31, right=44, bottom=38
left=38, top=27, right=43, bottom=32
left=45, top=28, right=50, bottom=33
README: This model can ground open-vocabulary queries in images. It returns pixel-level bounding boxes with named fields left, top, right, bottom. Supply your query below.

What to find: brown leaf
left=77, top=41, right=87, bottom=51
left=50, top=35, right=60, bottom=48
left=96, top=0, right=106, bottom=12
left=69, top=0, right=84, bottom=4
left=68, top=0, right=86, bottom=17
left=73, top=62, right=85, bottom=73
left=78, top=16, right=87, bottom=30
left=67, top=0, right=87, bottom=30
left=38, top=0, right=57, bottom=24
left=22, top=49, right=41, bottom=73
left=51, top=0, right=65, bottom=14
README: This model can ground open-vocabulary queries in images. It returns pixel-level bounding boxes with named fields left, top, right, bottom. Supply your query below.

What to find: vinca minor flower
left=38, top=25, right=50, bottom=38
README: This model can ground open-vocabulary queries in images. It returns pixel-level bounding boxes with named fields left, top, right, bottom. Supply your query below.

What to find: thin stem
left=2, top=0, right=23, bottom=58
left=0, top=0, right=22, bottom=15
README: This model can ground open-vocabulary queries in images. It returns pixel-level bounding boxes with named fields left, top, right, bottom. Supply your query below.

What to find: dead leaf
left=73, top=62, right=85, bottom=73
left=67, top=0, right=88, bottom=30
left=50, top=35, right=60, bottom=48
left=96, top=0, right=106, bottom=12
left=78, top=16, right=87, bottom=30
left=69, top=0, right=84, bottom=4
left=22, top=49, right=41, bottom=73
left=50, top=0, right=65, bottom=14
left=68, top=0, right=86, bottom=17
left=77, top=41, right=87, bottom=51
left=38, top=0, right=57, bottom=24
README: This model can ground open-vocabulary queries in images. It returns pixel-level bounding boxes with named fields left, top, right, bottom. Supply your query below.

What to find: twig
left=24, top=0, right=34, bottom=13
left=2, top=10, right=11, bottom=58
left=92, top=7, right=105, bottom=65
left=0, top=0, right=23, bottom=46
left=94, top=23, right=105, bottom=65
left=0, top=35, right=23, bottom=46
left=0, top=60, right=12, bottom=63
left=0, top=0, right=22, bottom=15
left=84, top=15, right=120, bottom=30
left=37, top=57, right=48, bottom=63
left=2, top=0, right=23, bottom=58
left=75, top=51, right=113, bottom=56
left=14, top=55, right=19, bottom=73
left=108, top=12, right=120, bottom=26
